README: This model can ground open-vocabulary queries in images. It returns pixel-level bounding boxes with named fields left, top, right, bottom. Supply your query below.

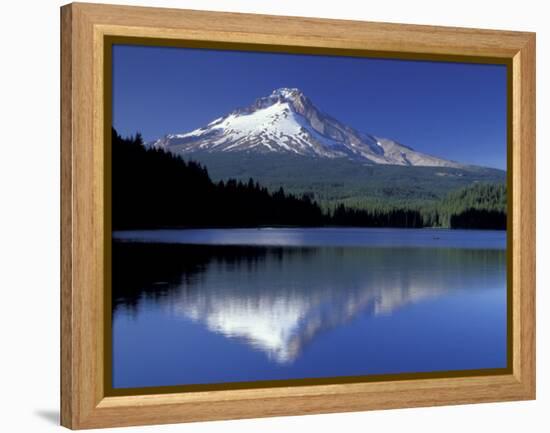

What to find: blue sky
left=113, top=45, right=507, bottom=169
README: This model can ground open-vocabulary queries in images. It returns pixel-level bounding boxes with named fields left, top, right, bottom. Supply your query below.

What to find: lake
left=111, top=228, right=507, bottom=389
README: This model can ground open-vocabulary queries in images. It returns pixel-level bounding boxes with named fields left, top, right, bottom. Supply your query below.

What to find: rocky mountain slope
left=150, top=87, right=464, bottom=168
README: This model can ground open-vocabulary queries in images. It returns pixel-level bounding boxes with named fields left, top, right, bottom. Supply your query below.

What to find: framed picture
left=60, top=3, right=535, bottom=429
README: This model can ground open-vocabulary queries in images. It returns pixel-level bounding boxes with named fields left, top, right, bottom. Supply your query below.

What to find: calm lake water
left=112, top=228, right=507, bottom=389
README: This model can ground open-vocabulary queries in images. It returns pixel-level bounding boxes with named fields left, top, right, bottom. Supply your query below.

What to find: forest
left=112, top=130, right=506, bottom=230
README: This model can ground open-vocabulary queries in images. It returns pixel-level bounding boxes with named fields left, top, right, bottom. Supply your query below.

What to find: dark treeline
left=331, top=205, right=424, bottom=228
left=450, top=209, right=507, bottom=230
left=112, top=130, right=506, bottom=230
left=112, top=129, right=323, bottom=229
left=430, top=182, right=507, bottom=230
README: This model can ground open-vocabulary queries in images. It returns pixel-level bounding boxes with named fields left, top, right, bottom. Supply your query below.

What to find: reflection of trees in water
left=112, top=241, right=505, bottom=363
left=112, top=242, right=315, bottom=313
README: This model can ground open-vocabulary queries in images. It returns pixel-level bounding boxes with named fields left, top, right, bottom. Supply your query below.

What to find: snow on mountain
left=150, top=87, right=463, bottom=168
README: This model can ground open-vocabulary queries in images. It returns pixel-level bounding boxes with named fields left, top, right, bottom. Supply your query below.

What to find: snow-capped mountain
left=150, top=87, right=463, bottom=168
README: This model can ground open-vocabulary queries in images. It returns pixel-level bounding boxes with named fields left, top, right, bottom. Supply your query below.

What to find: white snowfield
left=150, top=87, right=463, bottom=168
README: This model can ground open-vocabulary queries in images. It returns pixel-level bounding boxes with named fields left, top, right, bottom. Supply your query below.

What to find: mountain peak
left=236, top=87, right=310, bottom=115
left=270, top=87, right=303, bottom=99
left=150, top=89, right=464, bottom=168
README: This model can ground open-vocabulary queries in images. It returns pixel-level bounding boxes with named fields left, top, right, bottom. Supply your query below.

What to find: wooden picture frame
left=61, top=2, right=536, bottom=429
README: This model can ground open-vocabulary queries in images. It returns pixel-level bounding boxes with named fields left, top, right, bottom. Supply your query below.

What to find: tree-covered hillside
left=112, top=129, right=323, bottom=230
left=435, top=183, right=507, bottom=229
left=182, top=151, right=506, bottom=211
left=112, top=130, right=506, bottom=230
left=330, top=183, right=506, bottom=230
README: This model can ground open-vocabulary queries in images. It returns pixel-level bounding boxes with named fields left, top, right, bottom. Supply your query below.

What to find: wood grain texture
left=60, top=4, right=73, bottom=429
left=512, top=34, right=536, bottom=396
left=60, top=2, right=536, bottom=429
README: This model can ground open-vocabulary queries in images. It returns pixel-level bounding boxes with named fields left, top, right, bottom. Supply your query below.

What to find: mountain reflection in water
left=113, top=242, right=505, bottom=366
